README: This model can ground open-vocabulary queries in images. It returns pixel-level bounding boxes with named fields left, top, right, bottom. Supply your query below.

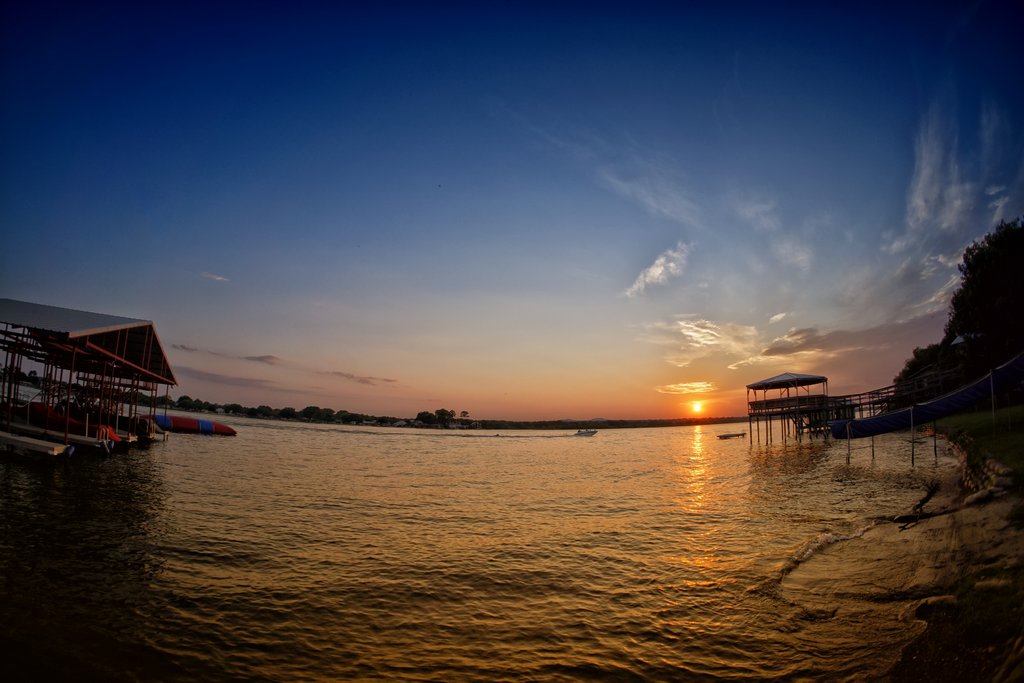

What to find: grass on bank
left=936, top=403, right=1024, bottom=478
left=938, top=403, right=1024, bottom=528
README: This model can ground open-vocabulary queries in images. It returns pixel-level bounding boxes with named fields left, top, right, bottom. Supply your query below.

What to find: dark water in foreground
left=0, top=419, right=958, bottom=681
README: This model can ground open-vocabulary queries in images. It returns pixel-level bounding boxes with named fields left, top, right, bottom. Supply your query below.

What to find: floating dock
left=0, top=431, right=73, bottom=457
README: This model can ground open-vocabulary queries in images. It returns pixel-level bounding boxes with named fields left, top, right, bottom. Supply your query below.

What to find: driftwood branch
left=893, top=480, right=942, bottom=529
left=913, top=480, right=941, bottom=513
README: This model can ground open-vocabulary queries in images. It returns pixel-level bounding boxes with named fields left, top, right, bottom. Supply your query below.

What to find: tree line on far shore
left=165, top=398, right=472, bottom=427
left=159, top=395, right=394, bottom=425
left=158, top=394, right=742, bottom=430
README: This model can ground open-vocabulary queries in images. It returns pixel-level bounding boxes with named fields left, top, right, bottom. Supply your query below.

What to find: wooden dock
left=0, top=431, right=73, bottom=457
left=5, top=421, right=114, bottom=452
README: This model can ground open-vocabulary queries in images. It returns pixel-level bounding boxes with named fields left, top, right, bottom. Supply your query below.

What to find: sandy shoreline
left=780, top=461, right=1024, bottom=681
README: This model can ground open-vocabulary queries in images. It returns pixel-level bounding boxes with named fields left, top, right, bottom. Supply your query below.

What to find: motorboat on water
left=717, top=432, right=746, bottom=440
left=574, top=429, right=598, bottom=437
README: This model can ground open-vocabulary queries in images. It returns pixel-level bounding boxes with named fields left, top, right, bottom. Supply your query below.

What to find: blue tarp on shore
left=829, top=350, right=1024, bottom=439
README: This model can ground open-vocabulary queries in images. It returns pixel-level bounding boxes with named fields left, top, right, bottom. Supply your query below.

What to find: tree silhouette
left=945, top=218, right=1024, bottom=375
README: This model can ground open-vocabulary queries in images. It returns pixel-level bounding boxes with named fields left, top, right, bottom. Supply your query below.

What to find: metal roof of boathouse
left=0, top=298, right=177, bottom=385
left=746, top=372, right=827, bottom=391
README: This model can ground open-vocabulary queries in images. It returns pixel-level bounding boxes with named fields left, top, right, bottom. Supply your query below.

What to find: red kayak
left=28, top=402, right=122, bottom=442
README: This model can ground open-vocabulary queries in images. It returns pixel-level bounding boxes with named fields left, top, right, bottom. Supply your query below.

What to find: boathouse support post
left=63, top=347, right=77, bottom=446
left=990, top=371, right=996, bottom=428
left=1, top=331, right=9, bottom=428
left=163, top=385, right=170, bottom=441
left=910, top=407, right=915, bottom=467
left=933, top=421, right=938, bottom=461
left=846, top=421, right=851, bottom=464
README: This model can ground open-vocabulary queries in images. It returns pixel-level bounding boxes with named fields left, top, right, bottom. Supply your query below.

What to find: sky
left=2, top=1, right=1023, bottom=420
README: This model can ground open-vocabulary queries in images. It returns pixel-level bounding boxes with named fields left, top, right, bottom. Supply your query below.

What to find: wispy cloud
left=171, top=341, right=398, bottom=391
left=318, top=370, right=399, bottom=387
left=771, top=234, right=813, bottom=273
left=655, top=381, right=715, bottom=395
left=834, top=246, right=963, bottom=327
left=200, top=271, right=229, bottom=282
left=729, top=312, right=945, bottom=370
left=736, top=199, right=780, bottom=232
left=664, top=318, right=760, bottom=367
left=885, top=101, right=1019, bottom=257
left=979, top=102, right=1008, bottom=188
left=642, top=307, right=944, bottom=383
left=598, top=162, right=702, bottom=228
left=734, top=197, right=813, bottom=273
left=540, top=129, right=703, bottom=229
left=760, top=327, right=843, bottom=358
left=769, top=312, right=789, bottom=324
left=677, top=319, right=724, bottom=347
left=244, top=355, right=283, bottom=365
left=858, top=100, right=1024, bottom=327
left=897, top=105, right=971, bottom=251
left=175, top=365, right=294, bottom=390
left=172, top=344, right=283, bottom=364
left=625, top=241, right=691, bottom=298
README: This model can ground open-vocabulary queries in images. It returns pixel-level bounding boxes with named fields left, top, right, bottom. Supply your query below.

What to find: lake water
left=0, top=418, right=958, bottom=681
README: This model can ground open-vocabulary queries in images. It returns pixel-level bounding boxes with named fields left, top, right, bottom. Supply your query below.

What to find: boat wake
left=748, top=521, right=881, bottom=600
left=780, top=522, right=879, bottom=577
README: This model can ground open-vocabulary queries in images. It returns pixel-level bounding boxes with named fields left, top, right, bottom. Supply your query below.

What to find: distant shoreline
left=169, top=407, right=747, bottom=431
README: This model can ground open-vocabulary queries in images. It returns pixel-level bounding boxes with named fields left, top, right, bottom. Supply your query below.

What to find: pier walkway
left=829, top=350, right=1024, bottom=439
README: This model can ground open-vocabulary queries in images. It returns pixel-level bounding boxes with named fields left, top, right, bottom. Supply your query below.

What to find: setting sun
left=691, top=401, right=703, bottom=414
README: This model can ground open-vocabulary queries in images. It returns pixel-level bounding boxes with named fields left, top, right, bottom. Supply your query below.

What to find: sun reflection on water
left=681, top=425, right=707, bottom=505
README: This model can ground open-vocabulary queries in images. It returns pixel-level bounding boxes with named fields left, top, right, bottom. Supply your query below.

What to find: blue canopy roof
left=747, top=372, right=827, bottom=391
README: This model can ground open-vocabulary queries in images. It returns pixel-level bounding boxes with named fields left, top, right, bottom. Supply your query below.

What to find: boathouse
left=746, top=372, right=853, bottom=443
left=0, top=298, right=177, bottom=455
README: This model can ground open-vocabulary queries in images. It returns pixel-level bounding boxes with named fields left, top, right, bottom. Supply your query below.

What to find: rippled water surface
left=1, top=419, right=959, bottom=680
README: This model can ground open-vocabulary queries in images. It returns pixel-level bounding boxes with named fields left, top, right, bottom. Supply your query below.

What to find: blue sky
left=3, top=2, right=1022, bottom=418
